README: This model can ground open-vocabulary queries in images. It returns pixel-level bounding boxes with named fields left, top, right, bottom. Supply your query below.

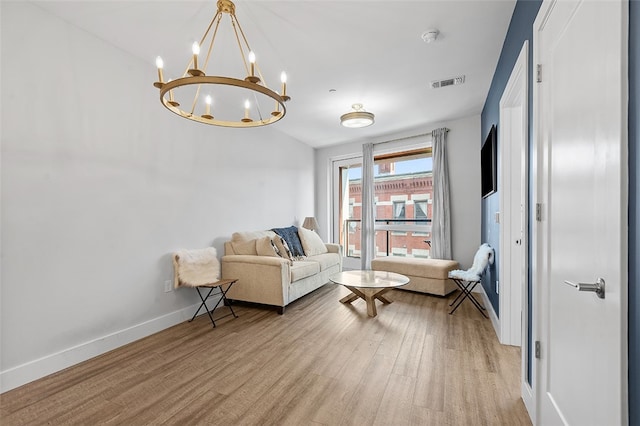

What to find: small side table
left=188, top=279, right=239, bottom=328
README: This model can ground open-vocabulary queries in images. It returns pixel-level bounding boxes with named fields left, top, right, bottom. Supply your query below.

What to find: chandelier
left=153, top=0, right=290, bottom=128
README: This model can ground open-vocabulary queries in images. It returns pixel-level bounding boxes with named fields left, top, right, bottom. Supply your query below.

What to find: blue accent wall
left=629, top=1, right=639, bottom=425
left=480, top=0, right=542, bottom=317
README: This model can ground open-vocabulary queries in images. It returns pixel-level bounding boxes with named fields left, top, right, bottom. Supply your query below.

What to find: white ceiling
left=33, top=0, right=516, bottom=148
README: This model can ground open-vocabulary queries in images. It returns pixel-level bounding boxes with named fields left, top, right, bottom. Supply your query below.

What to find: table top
left=329, top=270, right=410, bottom=289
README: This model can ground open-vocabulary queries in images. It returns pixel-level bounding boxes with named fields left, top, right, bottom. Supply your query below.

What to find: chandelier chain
left=200, top=12, right=224, bottom=78
left=230, top=18, right=251, bottom=78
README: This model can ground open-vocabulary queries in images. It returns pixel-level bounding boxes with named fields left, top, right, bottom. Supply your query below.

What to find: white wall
left=0, top=2, right=313, bottom=392
left=315, top=115, right=482, bottom=268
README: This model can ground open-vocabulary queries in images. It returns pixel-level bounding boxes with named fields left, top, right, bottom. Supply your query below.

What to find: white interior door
left=533, top=1, right=628, bottom=425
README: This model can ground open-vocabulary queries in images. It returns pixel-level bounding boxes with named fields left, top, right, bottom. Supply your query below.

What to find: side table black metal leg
left=186, top=280, right=239, bottom=328
left=191, top=287, right=218, bottom=327
left=206, top=281, right=238, bottom=321
left=219, top=280, right=238, bottom=319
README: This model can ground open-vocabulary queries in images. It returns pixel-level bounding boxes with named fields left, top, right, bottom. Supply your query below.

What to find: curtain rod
left=373, top=128, right=449, bottom=146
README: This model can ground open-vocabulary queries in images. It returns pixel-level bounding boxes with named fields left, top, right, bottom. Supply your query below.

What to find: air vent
left=430, top=75, right=465, bottom=89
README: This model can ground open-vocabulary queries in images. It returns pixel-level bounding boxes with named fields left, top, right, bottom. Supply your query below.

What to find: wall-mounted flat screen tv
left=481, top=125, right=497, bottom=198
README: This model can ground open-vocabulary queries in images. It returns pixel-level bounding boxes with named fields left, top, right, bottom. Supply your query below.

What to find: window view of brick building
left=339, top=152, right=434, bottom=258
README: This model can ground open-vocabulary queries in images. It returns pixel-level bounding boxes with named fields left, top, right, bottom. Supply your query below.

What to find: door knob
left=563, top=278, right=605, bottom=299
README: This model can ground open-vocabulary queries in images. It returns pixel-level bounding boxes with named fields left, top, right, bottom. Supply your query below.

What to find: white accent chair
left=448, top=243, right=494, bottom=318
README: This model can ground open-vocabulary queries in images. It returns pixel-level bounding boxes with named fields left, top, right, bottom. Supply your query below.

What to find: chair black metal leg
left=449, top=282, right=467, bottom=307
left=449, top=279, right=488, bottom=318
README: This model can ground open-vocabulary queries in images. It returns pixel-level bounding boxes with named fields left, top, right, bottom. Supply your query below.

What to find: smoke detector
left=430, top=75, right=466, bottom=89
left=421, top=29, right=439, bottom=43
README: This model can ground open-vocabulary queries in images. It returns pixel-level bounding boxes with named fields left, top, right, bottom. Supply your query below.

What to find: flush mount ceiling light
left=153, top=0, right=290, bottom=128
left=340, top=104, right=375, bottom=128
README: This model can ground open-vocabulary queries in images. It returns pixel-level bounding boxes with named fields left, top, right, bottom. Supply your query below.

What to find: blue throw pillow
left=272, top=226, right=305, bottom=258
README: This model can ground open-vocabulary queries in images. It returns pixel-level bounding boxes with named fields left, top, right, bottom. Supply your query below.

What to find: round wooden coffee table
left=329, top=270, right=410, bottom=317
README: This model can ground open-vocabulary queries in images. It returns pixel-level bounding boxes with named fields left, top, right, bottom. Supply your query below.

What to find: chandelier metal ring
left=159, top=76, right=286, bottom=127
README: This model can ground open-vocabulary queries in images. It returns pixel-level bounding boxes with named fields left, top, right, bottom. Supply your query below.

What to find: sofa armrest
left=325, top=243, right=343, bottom=256
left=221, top=255, right=290, bottom=306
left=324, top=243, right=343, bottom=271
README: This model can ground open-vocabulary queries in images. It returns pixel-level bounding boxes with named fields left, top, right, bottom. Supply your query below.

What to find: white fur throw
left=448, top=243, right=494, bottom=282
left=173, top=247, right=220, bottom=288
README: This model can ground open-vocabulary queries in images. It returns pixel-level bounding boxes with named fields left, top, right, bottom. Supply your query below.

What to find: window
left=393, top=201, right=406, bottom=220
left=334, top=148, right=433, bottom=260
left=414, top=201, right=427, bottom=220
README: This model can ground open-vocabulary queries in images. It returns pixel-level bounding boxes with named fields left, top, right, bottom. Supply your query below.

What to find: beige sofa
left=221, top=230, right=342, bottom=314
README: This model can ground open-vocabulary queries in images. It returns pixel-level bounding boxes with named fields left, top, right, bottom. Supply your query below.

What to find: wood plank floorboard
left=0, top=284, right=531, bottom=425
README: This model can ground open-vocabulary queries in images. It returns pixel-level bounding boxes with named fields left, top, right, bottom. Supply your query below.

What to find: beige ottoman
left=370, top=257, right=459, bottom=296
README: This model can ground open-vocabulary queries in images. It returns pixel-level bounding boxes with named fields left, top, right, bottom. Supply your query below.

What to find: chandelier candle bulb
left=245, top=51, right=260, bottom=83
left=168, top=89, right=178, bottom=106
left=166, top=79, right=179, bottom=107
left=249, top=51, right=255, bottom=76
left=280, top=72, right=290, bottom=101
left=192, top=42, right=200, bottom=69
left=242, top=100, right=252, bottom=122
left=156, top=57, right=164, bottom=82
left=153, top=56, right=165, bottom=88
left=202, top=95, right=213, bottom=119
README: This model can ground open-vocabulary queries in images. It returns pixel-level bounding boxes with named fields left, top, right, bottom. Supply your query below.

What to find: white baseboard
left=0, top=302, right=202, bottom=393
left=481, top=290, right=501, bottom=339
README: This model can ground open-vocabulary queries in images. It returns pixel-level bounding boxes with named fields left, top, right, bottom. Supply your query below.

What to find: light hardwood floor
left=1, top=284, right=531, bottom=425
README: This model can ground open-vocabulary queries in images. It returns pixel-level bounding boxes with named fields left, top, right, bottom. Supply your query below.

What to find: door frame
left=498, top=40, right=534, bottom=419
left=498, top=40, right=528, bottom=348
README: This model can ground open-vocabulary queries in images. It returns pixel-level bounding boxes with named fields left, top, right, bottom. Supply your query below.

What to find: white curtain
left=431, top=128, right=452, bottom=259
left=361, top=143, right=376, bottom=269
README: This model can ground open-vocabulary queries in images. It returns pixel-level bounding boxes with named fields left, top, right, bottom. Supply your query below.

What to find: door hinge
left=536, top=64, right=542, bottom=83
left=535, top=341, right=541, bottom=359
left=536, top=203, right=543, bottom=221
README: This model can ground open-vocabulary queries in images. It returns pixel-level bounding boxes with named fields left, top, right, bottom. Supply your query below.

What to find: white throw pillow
left=298, top=227, right=328, bottom=256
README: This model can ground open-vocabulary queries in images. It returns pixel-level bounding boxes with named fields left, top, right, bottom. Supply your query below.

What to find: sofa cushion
left=272, top=226, right=305, bottom=258
left=290, top=260, right=320, bottom=282
left=371, top=257, right=458, bottom=280
left=309, top=252, right=340, bottom=271
left=298, top=227, right=328, bottom=256
left=256, top=236, right=280, bottom=258
left=231, top=239, right=257, bottom=255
